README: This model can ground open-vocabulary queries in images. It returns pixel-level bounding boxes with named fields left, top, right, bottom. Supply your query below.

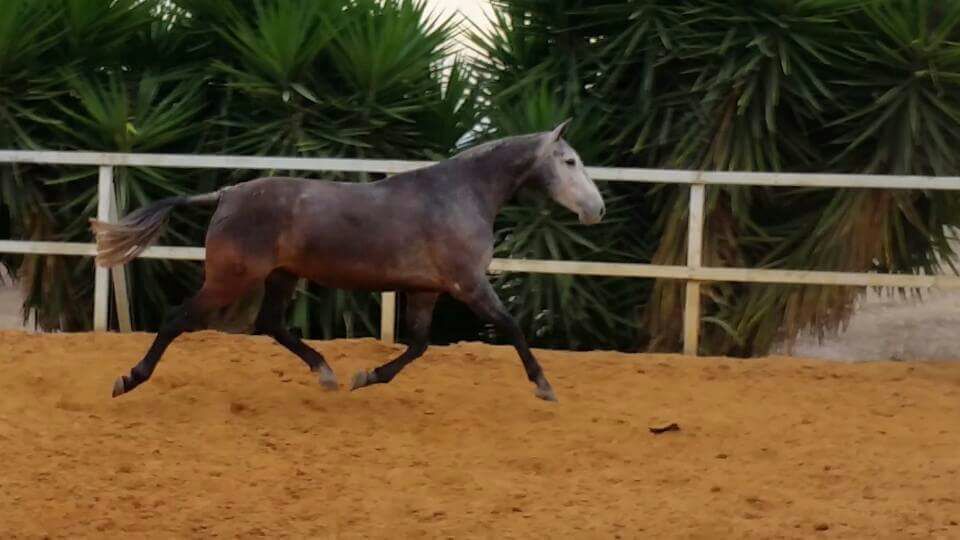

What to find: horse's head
left=533, top=119, right=605, bottom=225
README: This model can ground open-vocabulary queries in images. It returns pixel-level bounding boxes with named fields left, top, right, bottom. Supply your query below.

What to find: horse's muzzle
left=578, top=201, right=605, bottom=225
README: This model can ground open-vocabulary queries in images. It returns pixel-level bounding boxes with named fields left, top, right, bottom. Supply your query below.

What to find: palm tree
left=469, top=1, right=649, bottom=350
left=2, top=0, right=182, bottom=330
left=471, top=0, right=960, bottom=355
left=2, top=0, right=478, bottom=336
left=182, top=0, right=477, bottom=338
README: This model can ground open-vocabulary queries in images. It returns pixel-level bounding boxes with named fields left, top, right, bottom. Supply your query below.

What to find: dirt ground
left=0, top=331, right=958, bottom=539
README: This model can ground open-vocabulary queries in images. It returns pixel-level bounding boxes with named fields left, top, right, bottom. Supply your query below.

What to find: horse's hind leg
left=112, top=277, right=256, bottom=397
left=350, top=291, right=438, bottom=391
left=453, top=280, right=557, bottom=402
left=254, top=270, right=339, bottom=390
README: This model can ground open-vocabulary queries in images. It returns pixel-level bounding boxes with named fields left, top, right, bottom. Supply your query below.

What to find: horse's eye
left=565, top=158, right=576, bottom=166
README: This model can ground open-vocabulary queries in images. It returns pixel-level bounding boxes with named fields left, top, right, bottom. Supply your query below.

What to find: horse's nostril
left=599, top=205, right=606, bottom=218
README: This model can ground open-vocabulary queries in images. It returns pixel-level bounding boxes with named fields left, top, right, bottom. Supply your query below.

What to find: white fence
left=3, top=149, right=960, bottom=355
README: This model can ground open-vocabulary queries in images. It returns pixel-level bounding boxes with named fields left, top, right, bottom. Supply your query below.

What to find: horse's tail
left=89, top=190, right=223, bottom=268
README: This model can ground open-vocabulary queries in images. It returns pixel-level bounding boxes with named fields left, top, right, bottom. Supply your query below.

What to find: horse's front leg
left=350, top=291, right=439, bottom=391
left=453, top=280, right=557, bottom=402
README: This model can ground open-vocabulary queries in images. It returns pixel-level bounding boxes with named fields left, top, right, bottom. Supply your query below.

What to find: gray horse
left=91, top=119, right=605, bottom=402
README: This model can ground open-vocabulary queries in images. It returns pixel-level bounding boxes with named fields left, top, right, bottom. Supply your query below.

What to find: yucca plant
left=49, top=13, right=214, bottom=329
left=655, top=0, right=960, bottom=355
left=48, top=70, right=210, bottom=329
left=9, top=0, right=957, bottom=358
left=0, top=0, right=63, bottom=288
left=757, top=0, right=960, bottom=351
left=1, top=0, right=183, bottom=329
left=634, top=0, right=866, bottom=355
left=175, top=0, right=477, bottom=339
left=4, top=0, right=244, bottom=330
left=474, top=0, right=960, bottom=355
left=469, top=1, right=650, bottom=350
left=2, top=0, right=476, bottom=335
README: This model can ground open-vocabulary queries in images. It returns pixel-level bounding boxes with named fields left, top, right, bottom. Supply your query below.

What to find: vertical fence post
left=683, top=183, right=706, bottom=356
left=107, top=170, right=132, bottom=332
left=93, top=165, right=112, bottom=331
left=380, top=291, right=397, bottom=344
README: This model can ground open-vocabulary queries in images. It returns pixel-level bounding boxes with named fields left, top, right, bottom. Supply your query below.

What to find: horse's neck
left=457, top=140, right=541, bottom=222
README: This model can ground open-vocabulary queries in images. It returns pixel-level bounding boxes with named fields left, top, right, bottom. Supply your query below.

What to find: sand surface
left=0, top=331, right=958, bottom=539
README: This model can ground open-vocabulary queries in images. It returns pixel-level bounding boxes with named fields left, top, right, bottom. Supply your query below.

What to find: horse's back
left=203, top=175, right=450, bottom=291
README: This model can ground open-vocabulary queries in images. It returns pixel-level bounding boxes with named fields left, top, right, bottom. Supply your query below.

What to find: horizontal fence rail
left=5, top=150, right=960, bottom=188
left=3, top=150, right=960, bottom=353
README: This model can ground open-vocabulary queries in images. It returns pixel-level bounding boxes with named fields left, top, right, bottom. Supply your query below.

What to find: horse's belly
left=299, top=264, right=444, bottom=292
left=304, top=270, right=441, bottom=292
left=282, top=236, right=443, bottom=292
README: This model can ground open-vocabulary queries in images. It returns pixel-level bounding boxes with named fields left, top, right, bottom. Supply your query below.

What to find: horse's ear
left=551, top=118, right=573, bottom=141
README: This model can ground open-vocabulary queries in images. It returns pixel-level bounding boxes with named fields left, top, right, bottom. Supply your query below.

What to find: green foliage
left=186, top=0, right=476, bottom=338
left=469, top=1, right=647, bottom=350
left=0, top=0, right=61, bottom=268
left=1, top=0, right=476, bottom=336
left=4, top=0, right=960, bottom=358
left=473, top=0, right=960, bottom=355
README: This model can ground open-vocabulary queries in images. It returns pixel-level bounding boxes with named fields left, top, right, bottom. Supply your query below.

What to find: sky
left=424, top=0, right=493, bottom=28
left=423, top=0, right=493, bottom=53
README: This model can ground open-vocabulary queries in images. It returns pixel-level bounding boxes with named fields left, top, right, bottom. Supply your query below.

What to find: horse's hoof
left=350, top=370, right=375, bottom=391
left=534, top=375, right=558, bottom=402
left=111, top=376, right=127, bottom=398
left=535, top=386, right=558, bottom=402
left=318, top=375, right=339, bottom=391
left=311, top=365, right=338, bottom=391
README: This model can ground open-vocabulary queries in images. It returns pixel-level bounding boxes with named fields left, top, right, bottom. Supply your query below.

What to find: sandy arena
left=0, top=331, right=958, bottom=539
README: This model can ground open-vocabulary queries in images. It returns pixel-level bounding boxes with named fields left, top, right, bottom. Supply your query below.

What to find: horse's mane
left=449, top=133, right=543, bottom=162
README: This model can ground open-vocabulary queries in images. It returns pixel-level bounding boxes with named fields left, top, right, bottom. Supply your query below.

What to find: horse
left=90, top=120, right=605, bottom=402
